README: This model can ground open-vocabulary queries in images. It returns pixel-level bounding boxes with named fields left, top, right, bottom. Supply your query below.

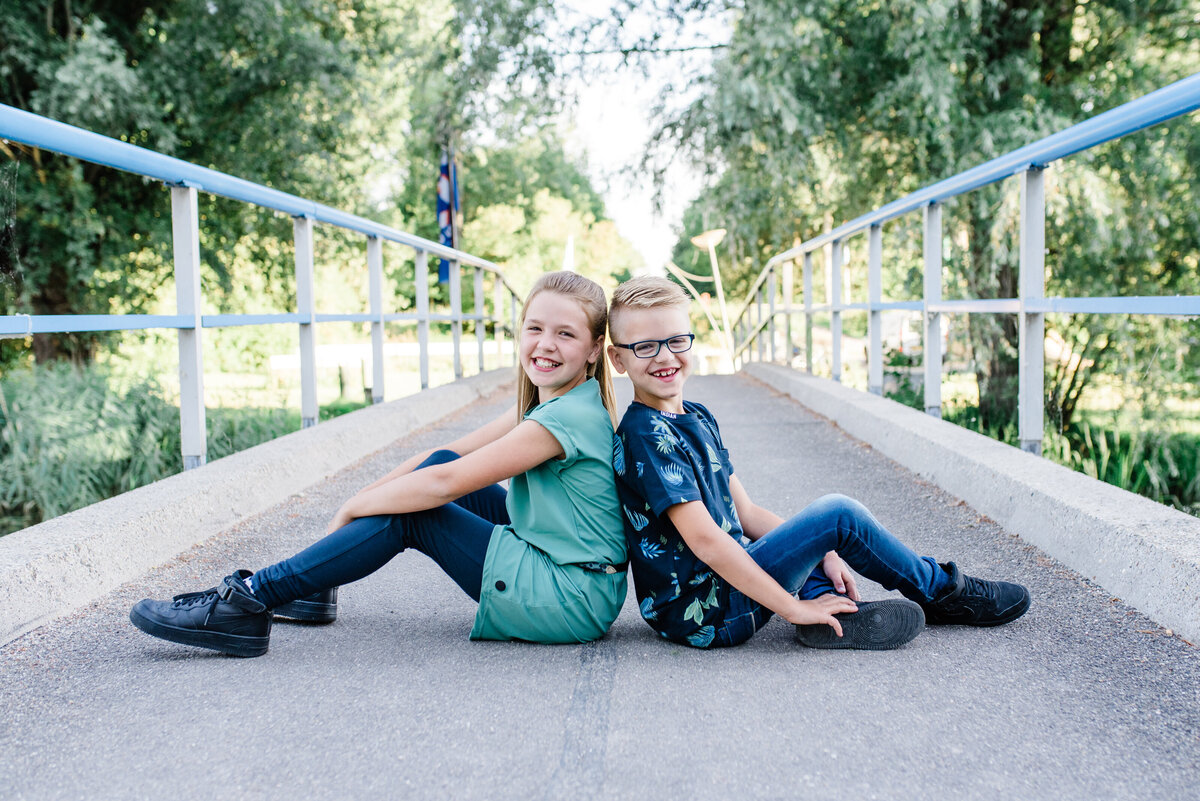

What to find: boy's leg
left=746, top=494, right=951, bottom=604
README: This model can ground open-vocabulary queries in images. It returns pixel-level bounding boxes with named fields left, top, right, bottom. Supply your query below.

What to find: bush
left=0, top=364, right=365, bottom=536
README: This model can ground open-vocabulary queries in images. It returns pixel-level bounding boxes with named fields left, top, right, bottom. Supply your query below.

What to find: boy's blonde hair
left=608, top=276, right=690, bottom=340
left=516, top=271, right=618, bottom=426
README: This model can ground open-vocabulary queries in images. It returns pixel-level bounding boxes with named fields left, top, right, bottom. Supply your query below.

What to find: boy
left=607, top=276, right=1030, bottom=649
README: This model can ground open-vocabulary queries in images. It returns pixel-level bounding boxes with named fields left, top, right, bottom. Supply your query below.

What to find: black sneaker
left=129, top=570, right=271, bottom=657
left=273, top=587, right=338, bottom=624
left=795, top=598, right=925, bottom=650
left=921, top=561, right=1030, bottom=626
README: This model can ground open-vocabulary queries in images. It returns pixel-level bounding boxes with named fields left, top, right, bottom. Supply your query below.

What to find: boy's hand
left=822, top=550, right=861, bottom=601
left=784, top=595, right=859, bottom=635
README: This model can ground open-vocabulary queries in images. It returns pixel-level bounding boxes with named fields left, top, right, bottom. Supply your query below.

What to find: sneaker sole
left=272, top=598, right=338, bottom=624
left=795, top=599, right=925, bottom=651
left=129, top=607, right=269, bottom=658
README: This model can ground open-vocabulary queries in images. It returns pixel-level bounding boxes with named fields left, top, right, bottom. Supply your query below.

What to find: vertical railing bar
left=782, top=259, right=794, bottom=367
left=294, top=214, right=318, bottom=428
left=868, top=224, right=883, bottom=396
left=509, top=290, right=519, bottom=367
left=1019, top=167, right=1046, bottom=455
left=756, top=287, right=765, bottom=362
left=803, top=252, right=813, bottom=374
left=492, top=274, right=505, bottom=366
left=768, top=268, right=778, bottom=363
left=923, top=202, right=943, bottom=418
left=449, top=259, right=463, bottom=379
left=831, top=238, right=843, bottom=383
left=171, top=185, right=207, bottom=469
left=367, top=235, right=385, bottom=404
left=474, top=266, right=486, bottom=374
left=415, top=250, right=430, bottom=390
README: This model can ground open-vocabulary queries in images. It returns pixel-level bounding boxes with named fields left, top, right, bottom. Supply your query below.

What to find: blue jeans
left=714, top=494, right=951, bottom=647
left=250, top=451, right=505, bottom=609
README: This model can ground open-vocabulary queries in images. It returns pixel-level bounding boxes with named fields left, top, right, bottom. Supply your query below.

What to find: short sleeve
left=620, top=416, right=704, bottom=517
left=526, top=397, right=580, bottom=466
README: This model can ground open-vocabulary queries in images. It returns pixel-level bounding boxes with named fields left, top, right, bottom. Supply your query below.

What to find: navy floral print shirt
left=614, top=400, right=741, bottom=648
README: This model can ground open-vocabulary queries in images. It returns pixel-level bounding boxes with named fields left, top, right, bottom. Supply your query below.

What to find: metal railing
left=0, top=104, right=522, bottom=469
left=731, top=72, right=1200, bottom=455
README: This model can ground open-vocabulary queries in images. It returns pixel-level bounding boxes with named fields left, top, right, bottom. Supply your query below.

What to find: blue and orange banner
left=436, top=149, right=459, bottom=283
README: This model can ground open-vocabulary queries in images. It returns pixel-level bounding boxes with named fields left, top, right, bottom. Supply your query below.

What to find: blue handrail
left=0, top=103, right=495, bottom=270
left=767, top=72, right=1200, bottom=265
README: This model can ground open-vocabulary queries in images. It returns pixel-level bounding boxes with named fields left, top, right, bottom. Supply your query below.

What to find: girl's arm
left=666, top=502, right=858, bottom=633
left=327, top=417, right=560, bottom=533
left=357, top=404, right=520, bottom=494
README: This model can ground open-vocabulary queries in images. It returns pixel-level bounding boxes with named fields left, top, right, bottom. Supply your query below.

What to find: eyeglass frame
left=612, top=333, right=695, bottom=359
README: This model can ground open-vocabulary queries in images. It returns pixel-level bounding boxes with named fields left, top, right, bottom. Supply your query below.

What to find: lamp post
left=690, top=228, right=734, bottom=366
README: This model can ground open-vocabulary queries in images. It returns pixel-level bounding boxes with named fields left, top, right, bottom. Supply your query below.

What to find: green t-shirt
left=470, top=379, right=628, bottom=643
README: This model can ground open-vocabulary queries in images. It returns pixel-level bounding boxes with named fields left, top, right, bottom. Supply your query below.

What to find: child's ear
left=606, top=344, right=627, bottom=374
left=587, top=336, right=603, bottom=365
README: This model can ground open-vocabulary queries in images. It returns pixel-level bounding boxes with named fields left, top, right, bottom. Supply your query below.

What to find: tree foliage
left=646, top=0, right=1200, bottom=429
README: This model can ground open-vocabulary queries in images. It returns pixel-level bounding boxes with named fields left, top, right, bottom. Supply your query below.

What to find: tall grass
left=0, top=364, right=364, bottom=536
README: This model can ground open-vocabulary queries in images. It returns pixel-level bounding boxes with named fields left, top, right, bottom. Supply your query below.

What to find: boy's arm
left=728, top=475, right=783, bottom=540
left=728, top=475, right=860, bottom=601
left=666, top=502, right=857, bottom=633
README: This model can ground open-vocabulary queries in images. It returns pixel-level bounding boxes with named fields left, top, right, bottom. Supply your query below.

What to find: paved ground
left=2, top=374, right=1198, bottom=800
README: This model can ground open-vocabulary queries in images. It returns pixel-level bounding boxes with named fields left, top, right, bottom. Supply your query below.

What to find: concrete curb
left=0, top=369, right=514, bottom=644
left=745, top=362, right=1200, bottom=644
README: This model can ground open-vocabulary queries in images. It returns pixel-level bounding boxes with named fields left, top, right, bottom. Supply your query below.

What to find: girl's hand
left=327, top=504, right=355, bottom=535
left=822, top=550, right=861, bottom=601
left=783, top=595, right=859, bottom=635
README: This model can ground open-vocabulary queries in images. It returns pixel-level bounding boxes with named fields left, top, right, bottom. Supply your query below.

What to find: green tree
left=645, top=0, right=1200, bottom=430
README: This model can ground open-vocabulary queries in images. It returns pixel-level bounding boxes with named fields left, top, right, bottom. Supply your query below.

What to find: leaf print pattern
left=686, top=626, right=715, bottom=648
left=640, top=537, right=665, bottom=560
left=640, top=596, right=658, bottom=621
left=706, top=443, right=722, bottom=472
left=624, top=505, right=649, bottom=531
left=613, top=434, right=626, bottom=476
left=651, top=416, right=679, bottom=455
left=659, top=463, right=684, bottom=486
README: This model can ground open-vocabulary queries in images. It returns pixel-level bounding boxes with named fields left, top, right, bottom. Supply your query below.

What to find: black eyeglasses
left=613, top=333, right=695, bottom=359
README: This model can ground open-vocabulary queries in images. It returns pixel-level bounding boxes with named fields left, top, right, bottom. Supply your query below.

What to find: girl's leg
left=253, top=450, right=510, bottom=608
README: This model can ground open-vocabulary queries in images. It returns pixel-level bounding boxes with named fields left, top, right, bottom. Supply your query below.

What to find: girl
left=130, top=271, right=628, bottom=656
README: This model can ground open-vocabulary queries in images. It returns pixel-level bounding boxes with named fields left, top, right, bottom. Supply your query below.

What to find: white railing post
left=294, top=215, right=318, bottom=428
left=803, top=252, right=814, bottom=374
left=923, top=203, right=943, bottom=418
left=783, top=259, right=794, bottom=367
left=449, top=259, right=463, bottom=379
left=868, top=224, right=883, bottom=395
left=367, top=235, right=385, bottom=404
left=415, top=251, right=431, bottom=390
left=493, top=276, right=505, bottom=365
left=171, top=185, right=206, bottom=470
left=756, top=287, right=765, bottom=362
left=1019, top=168, right=1046, bottom=455
left=830, top=238, right=843, bottom=382
left=474, top=266, right=486, bottom=373
left=510, top=290, right=519, bottom=367
left=768, top=269, right=778, bottom=362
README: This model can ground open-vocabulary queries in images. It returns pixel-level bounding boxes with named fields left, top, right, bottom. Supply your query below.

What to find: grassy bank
left=0, top=364, right=365, bottom=536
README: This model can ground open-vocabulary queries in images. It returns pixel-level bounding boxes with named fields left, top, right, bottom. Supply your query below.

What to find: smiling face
left=607, top=304, right=693, bottom=414
left=519, top=290, right=603, bottom=403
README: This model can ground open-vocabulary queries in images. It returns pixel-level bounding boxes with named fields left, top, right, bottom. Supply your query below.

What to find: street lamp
left=690, top=228, right=734, bottom=365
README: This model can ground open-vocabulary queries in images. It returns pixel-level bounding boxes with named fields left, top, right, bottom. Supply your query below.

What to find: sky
left=555, top=4, right=730, bottom=275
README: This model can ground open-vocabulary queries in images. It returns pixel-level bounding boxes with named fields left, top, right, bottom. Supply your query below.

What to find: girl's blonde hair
left=515, top=271, right=618, bottom=426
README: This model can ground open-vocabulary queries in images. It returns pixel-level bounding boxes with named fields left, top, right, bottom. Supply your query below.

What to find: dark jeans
left=714, top=493, right=951, bottom=646
left=250, top=451, right=506, bottom=609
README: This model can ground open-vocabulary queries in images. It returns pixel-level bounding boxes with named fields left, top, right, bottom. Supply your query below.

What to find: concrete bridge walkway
left=2, top=374, right=1198, bottom=800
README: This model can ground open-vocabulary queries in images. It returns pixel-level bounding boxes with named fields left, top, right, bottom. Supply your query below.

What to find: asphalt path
left=2, top=374, right=1198, bottom=800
